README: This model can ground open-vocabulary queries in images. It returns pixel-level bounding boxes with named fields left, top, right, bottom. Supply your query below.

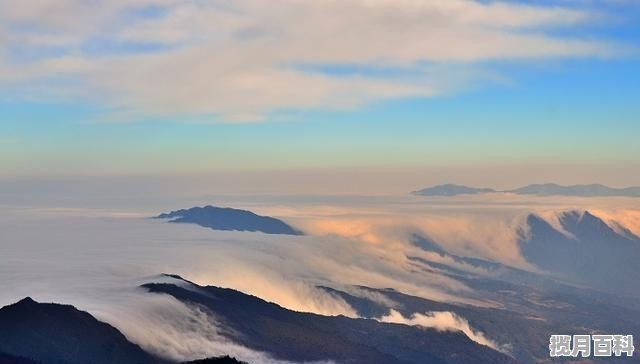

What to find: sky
left=1, top=0, right=639, bottom=193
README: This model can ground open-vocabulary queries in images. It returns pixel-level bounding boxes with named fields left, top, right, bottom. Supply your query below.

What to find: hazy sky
left=1, top=0, right=639, bottom=191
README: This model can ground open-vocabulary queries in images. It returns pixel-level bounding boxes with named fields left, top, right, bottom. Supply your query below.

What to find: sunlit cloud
left=589, top=208, right=640, bottom=237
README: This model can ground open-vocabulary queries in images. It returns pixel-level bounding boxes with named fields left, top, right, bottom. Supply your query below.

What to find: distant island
left=412, top=183, right=640, bottom=197
left=155, top=205, right=303, bottom=235
left=412, top=184, right=496, bottom=196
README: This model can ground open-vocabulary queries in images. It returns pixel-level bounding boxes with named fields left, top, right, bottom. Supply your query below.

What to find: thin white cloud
left=0, top=0, right=626, bottom=121
left=379, top=309, right=506, bottom=352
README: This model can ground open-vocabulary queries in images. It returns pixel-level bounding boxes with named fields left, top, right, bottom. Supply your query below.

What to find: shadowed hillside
left=520, top=211, right=640, bottom=297
left=0, top=298, right=160, bottom=364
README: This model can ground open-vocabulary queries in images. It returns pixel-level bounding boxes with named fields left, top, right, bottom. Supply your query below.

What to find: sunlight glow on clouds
left=0, top=0, right=625, bottom=121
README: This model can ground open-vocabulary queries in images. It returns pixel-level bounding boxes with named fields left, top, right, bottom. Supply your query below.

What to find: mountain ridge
left=412, top=183, right=640, bottom=197
left=142, top=275, right=519, bottom=364
left=519, top=210, right=640, bottom=297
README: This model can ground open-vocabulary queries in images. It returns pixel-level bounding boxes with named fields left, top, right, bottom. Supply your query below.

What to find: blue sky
left=1, top=0, right=639, bottom=191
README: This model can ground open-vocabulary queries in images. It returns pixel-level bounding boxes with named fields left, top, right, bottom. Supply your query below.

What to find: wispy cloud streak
left=0, top=0, right=626, bottom=121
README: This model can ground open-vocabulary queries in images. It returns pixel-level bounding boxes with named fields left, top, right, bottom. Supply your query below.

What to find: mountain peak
left=557, top=210, right=634, bottom=244
left=15, top=297, right=37, bottom=306
left=520, top=210, right=640, bottom=296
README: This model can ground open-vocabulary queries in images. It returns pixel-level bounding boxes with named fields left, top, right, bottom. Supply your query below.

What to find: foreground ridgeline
left=155, top=205, right=303, bottom=235
left=3, top=266, right=639, bottom=364
left=412, top=183, right=640, bottom=197
left=0, top=278, right=517, bottom=364
left=0, top=298, right=246, bottom=364
left=0, top=297, right=159, bottom=364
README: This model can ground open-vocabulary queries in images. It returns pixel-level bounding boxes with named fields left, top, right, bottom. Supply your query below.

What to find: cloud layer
left=0, top=0, right=623, bottom=121
left=1, top=194, right=639, bottom=361
left=0, top=205, right=486, bottom=361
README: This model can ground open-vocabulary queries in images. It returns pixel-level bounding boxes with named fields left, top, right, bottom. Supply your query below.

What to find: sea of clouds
left=1, top=193, right=638, bottom=362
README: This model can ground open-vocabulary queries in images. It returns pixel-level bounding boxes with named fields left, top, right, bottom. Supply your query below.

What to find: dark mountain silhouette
left=142, top=275, right=519, bottom=364
left=510, top=183, right=640, bottom=197
left=0, top=297, right=160, bottom=364
left=412, top=184, right=496, bottom=196
left=156, top=205, right=303, bottom=235
left=183, top=357, right=247, bottom=364
left=519, top=210, right=640, bottom=297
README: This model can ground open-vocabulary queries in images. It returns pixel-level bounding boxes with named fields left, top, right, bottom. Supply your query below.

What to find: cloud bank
left=0, top=0, right=625, bottom=121
left=0, top=205, right=487, bottom=361
left=1, top=195, right=638, bottom=361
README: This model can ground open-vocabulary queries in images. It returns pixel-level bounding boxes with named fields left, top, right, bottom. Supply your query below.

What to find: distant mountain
left=510, top=183, right=640, bottom=197
left=142, top=275, right=518, bottom=364
left=156, top=205, right=303, bottom=235
left=519, top=211, right=640, bottom=297
left=412, top=184, right=496, bottom=196
left=412, top=183, right=640, bottom=197
left=0, top=297, right=160, bottom=364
